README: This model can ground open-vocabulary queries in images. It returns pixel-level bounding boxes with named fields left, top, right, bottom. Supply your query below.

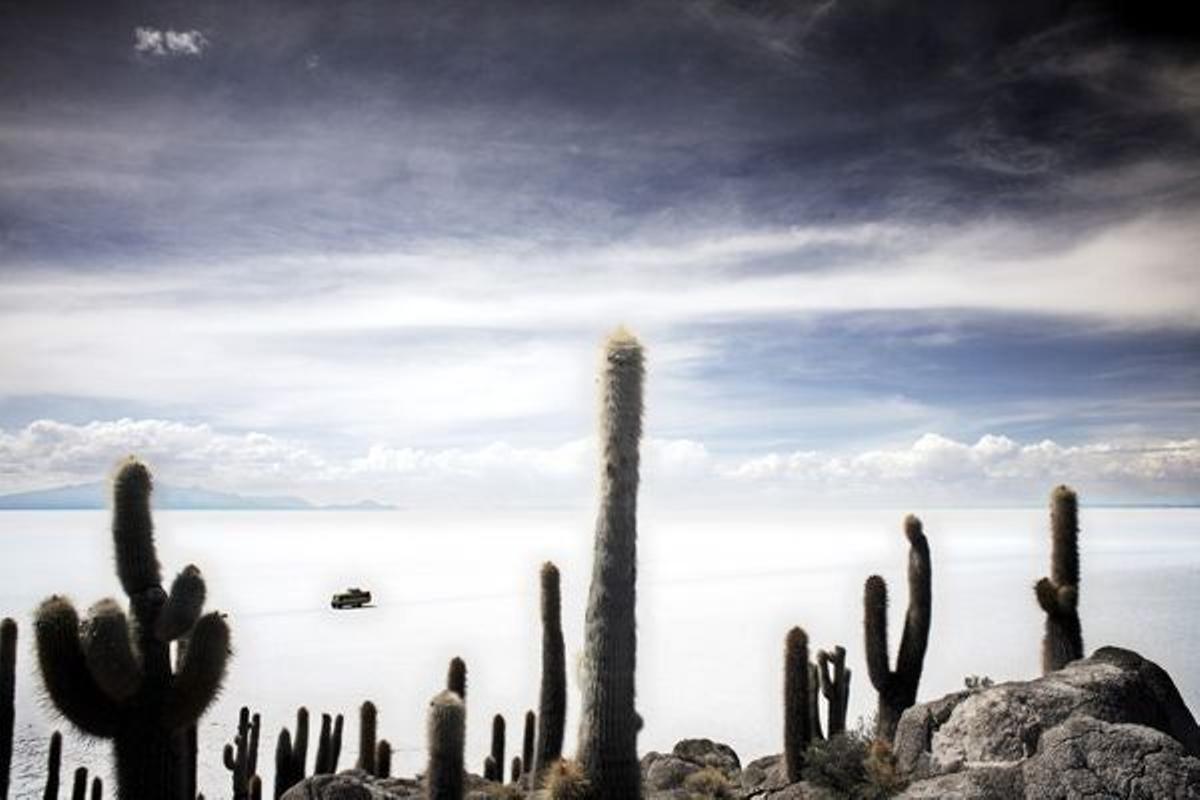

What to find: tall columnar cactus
left=314, top=714, right=333, bottom=775
left=357, top=701, right=377, bottom=775
left=521, top=710, right=535, bottom=784
left=291, top=708, right=309, bottom=782
left=223, top=707, right=261, bottom=800
left=1036, top=486, right=1083, bottom=674
left=489, top=715, right=505, bottom=784
left=817, top=646, right=851, bottom=737
left=426, top=690, right=465, bottom=800
left=273, top=729, right=292, bottom=800
left=534, top=561, right=565, bottom=785
left=783, top=627, right=811, bottom=783
left=34, top=460, right=230, bottom=800
left=446, top=658, right=467, bottom=701
left=1, top=618, right=14, bottom=800
left=71, top=768, right=87, bottom=800
left=44, top=731, right=61, bottom=800
left=577, top=329, right=644, bottom=800
left=864, top=515, right=932, bottom=742
left=330, top=714, right=344, bottom=773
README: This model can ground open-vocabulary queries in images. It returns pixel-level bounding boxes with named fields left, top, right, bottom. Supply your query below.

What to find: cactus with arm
left=34, top=460, right=230, bottom=800
left=817, top=646, right=851, bottom=737
left=1036, top=486, right=1083, bottom=673
left=864, top=515, right=932, bottom=742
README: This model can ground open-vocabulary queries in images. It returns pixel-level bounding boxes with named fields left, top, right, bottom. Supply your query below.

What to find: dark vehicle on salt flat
left=331, top=587, right=372, bottom=609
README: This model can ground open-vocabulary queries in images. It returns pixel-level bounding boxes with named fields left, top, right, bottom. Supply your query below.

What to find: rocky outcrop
left=894, top=647, right=1200, bottom=798
left=282, top=647, right=1198, bottom=800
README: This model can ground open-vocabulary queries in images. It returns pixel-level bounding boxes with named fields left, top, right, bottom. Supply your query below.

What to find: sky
left=0, top=0, right=1198, bottom=508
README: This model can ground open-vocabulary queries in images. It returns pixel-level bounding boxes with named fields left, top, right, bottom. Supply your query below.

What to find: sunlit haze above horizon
left=1, top=1, right=1198, bottom=508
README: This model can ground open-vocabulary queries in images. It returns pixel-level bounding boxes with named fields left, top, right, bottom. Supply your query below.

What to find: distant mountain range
left=0, top=482, right=395, bottom=511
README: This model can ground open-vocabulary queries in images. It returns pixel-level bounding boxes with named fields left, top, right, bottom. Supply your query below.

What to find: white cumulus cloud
left=134, top=27, right=208, bottom=57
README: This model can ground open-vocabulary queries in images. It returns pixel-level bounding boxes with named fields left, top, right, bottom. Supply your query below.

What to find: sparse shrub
left=545, top=759, right=590, bottom=800
left=803, top=720, right=906, bottom=799
left=683, top=766, right=734, bottom=799
left=964, top=675, right=994, bottom=691
left=481, top=785, right=523, bottom=800
left=861, top=740, right=905, bottom=798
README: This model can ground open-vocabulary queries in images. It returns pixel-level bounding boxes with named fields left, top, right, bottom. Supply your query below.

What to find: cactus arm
left=34, top=597, right=122, bottom=737
left=863, top=575, right=891, bottom=692
left=896, top=516, right=931, bottom=688
left=164, top=612, right=230, bottom=730
left=81, top=599, right=142, bottom=703
left=111, top=459, right=162, bottom=596
left=156, top=565, right=206, bottom=642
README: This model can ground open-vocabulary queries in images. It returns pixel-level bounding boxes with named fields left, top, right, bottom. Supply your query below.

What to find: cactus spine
left=44, top=731, right=61, bottom=800
left=446, top=658, right=467, bottom=701
left=489, top=715, right=505, bottom=784
left=357, top=701, right=377, bottom=775
left=817, top=646, right=851, bottom=737
left=33, top=460, right=230, bottom=800
left=783, top=627, right=811, bottom=783
left=864, top=515, right=932, bottom=742
left=1036, top=486, right=1083, bottom=674
left=426, top=690, right=465, bottom=800
left=533, top=562, right=566, bottom=786
left=577, top=329, right=644, bottom=800
left=1, top=618, right=14, bottom=800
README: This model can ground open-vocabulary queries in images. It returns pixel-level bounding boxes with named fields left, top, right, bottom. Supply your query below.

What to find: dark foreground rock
left=283, top=647, right=1199, bottom=799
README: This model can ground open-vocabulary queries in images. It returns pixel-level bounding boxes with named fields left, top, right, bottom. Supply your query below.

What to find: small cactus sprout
left=1, top=618, right=15, bottom=800
left=34, top=460, right=230, bottom=800
left=44, top=731, right=62, bottom=800
left=490, top=715, right=506, bottom=784
left=376, top=740, right=392, bottom=779
left=521, top=710, right=535, bottom=783
left=357, top=700, right=378, bottom=775
left=71, top=768, right=87, bottom=800
left=511, top=756, right=522, bottom=784
left=483, top=755, right=498, bottom=783
left=577, top=328, right=644, bottom=800
left=534, top=562, right=566, bottom=786
left=864, top=515, right=932, bottom=742
left=817, top=646, right=851, bottom=737
left=446, top=657, right=467, bottom=701
left=1036, top=485, right=1084, bottom=674
left=426, top=690, right=466, bottom=800
left=783, top=627, right=811, bottom=783
left=807, top=661, right=823, bottom=742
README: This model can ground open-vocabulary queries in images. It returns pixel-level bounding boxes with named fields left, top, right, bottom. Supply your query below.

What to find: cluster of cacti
left=1, top=619, right=14, bottom=800
left=273, top=707, right=310, bottom=798
left=223, top=706, right=262, bottom=799
left=426, top=690, right=465, bottom=800
left=863, top=515, right=932, bottom=742
left=577, top=329, right=645, bottom=800
left=1036, top=485, right=1084, bottom=674
left=533, top=562, right=565, bottom=786
left=484, top=714, right=505, bottom=782
left=33, top=459, right=230, bottom=800
left=313, top=712, right=344, bottom=775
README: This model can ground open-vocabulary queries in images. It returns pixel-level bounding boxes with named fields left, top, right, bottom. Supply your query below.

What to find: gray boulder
left=895, top=647, right=1200, bottom=799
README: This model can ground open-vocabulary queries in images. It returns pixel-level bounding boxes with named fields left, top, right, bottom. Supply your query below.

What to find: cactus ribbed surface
left=534, top=562, right=566, bottom=786
left=489, top=715, right=505, bottom=784
left=357, top=701, right=377, bottom=775
left=864, top=515, right=932, bottom=742
left=817, top=646, right=851, bottom=737
left=1036, top=486, right=1084, bottom=674
left=446, top=658, right=467, bottom=701
left=1, top=618, right=14, bottom=800
left=577, top=329, right=644, bottom=800
left=426, top=690, right=465, bottom=800
left=33, top=460, right=230, bottom=800
left=783, top=627, right=811, bottom=783
left=44, top=731, right=61, bottom=800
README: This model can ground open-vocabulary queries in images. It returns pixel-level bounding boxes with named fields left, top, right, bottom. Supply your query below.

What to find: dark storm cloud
left=1, top=0, right=1197, bottom=267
